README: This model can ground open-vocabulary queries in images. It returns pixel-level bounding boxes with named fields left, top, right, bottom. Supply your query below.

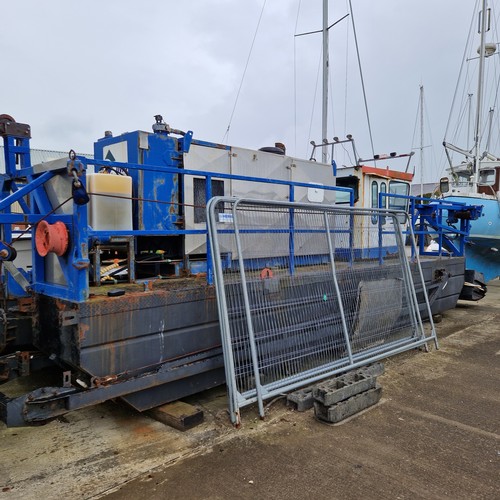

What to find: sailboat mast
left=322, top=0, right=329, bottom=163
left=420, top=85, right=424, bottom=197
left=474, top=0, right=489, bottom=184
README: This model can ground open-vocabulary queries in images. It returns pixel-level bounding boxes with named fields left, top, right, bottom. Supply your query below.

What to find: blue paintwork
left=443, top=195, right=500, bottom=282
left=2, top=135, right=31, bottom=173
left=94, top=130, right=189, bottom=231
left=0, top=131, right=90, bottom=302
left=443, top=196, right=498, bottom=240
left=380, top=192, right=483, bottom=258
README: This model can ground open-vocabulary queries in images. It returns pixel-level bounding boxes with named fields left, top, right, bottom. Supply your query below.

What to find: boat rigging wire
left=294, top=16, right=348, bottom=38
left=449, top=91, right=471, bottom=148
left=307, top=48, right=323, bottom=156
left=410, top=86, right=441, bottom=187
left=295, top=8, right=350, bottom=162
left=490, top=4, right=500, bottom=153
left=340, top=142, right=354, bottom=166
left=444, top=0, right=478, bottom=143
left=444, top=0, right=500, bottom=166
left=348, top=0, right=375, bottom=160
left=484, top=3, right=500, bottom=152
left=342, top=0, right=349, bottom=164
left=423, top=91, right=441, bottom=181
left=293, top=0, right=303, bottom=156
left=221, top=0, right=267, bottom=144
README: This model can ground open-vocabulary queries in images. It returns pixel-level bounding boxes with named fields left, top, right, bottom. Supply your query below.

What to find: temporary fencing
left=207, top=197, right=436, bottom=425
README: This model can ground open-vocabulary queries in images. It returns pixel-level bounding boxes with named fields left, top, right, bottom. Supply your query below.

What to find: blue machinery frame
left=0, top=128, right=354, bottom=303
left=0, top=116, right=483, bottom=426
left=379, top=192, right=483, bottom=258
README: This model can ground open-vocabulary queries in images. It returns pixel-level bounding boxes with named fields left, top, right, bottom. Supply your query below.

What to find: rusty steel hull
left=35, top=257, right=464, bottom=382
left=30, top=280, right=225, bottom=412
left=36, top=281, right=220, bottom=378
left=0, top=255, right=465, bottom=425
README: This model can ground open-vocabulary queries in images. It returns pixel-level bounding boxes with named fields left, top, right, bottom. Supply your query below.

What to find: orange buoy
left=35, top=221, right=69, bottom=257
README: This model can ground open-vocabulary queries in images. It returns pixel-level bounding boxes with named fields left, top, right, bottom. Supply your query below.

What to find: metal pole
left=467, top=93, right=473, bottom=151
left=322, top=0, right=329, bottom=163
left=324, top=212, right=353, bottom=364
left=474, top=0, right=488, bottom=184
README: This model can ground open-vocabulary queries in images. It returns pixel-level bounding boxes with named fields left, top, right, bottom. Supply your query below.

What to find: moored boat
left=440, top=0, right=500, bottom=289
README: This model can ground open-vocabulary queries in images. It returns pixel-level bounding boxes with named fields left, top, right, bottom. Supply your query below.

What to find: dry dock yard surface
left=1, top=282, right=499, bottom=500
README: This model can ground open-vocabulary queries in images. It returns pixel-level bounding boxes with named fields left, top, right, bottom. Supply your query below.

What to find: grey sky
left=1, top=1, right=475, bottom=182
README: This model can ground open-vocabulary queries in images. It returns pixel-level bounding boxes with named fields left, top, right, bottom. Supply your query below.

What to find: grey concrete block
left=286, top=387, right=314, bottom=412
left=313, top=372, right=374, bottom=406
left=286, top=364, right=384, bottom=412
left=361, top=362, right=385, bottom=378
left=314, top=384, right=382, bottom=423
left=312, top=363, right=384, bottom=406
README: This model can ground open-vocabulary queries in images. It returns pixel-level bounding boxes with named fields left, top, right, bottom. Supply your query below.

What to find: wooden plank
left=148, top=401, right=204, bottom=431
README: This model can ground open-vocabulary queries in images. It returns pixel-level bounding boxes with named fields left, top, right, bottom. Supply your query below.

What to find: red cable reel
left=35, top=221, right=69, bottom=257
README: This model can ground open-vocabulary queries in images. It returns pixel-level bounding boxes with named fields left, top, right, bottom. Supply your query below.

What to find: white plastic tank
left=87, top=173, right=133, bottom=231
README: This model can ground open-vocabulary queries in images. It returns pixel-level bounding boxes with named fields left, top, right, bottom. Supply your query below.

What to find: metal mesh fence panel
left=208, top=198, right=435, bottom=425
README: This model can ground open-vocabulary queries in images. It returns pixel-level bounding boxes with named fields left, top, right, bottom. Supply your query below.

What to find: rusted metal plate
left=36, top=280, right=221, bottom=378
left=0, top=118, right=31, bottom=139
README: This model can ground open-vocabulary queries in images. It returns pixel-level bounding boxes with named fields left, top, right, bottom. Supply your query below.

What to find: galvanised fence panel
left=207, top=198, right=435, bottom=425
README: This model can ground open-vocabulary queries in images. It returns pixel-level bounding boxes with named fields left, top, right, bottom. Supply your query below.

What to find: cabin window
left=380, top=182, right=387, bottom=208
left=478, top=169, right=496, bottom=185
left=453, top=172, right=471, bottom=187
left=194, top=178, right=225, bottom=223
left=388, top=181, right=409, bottom=209
left=371, top=181, right=379, bottom=208
left=440, top=177, right=450, bottom=193
left=388, top=181, right=410, bottom=223
left=335, top=175, right=359, bottom=204
left=370, top=181, right=380, bottom=224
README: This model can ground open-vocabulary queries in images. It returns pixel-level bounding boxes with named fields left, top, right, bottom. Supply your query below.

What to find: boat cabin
left=440, top=160, right=500, bottom=197
left=336, top=164, right=413, bottom=213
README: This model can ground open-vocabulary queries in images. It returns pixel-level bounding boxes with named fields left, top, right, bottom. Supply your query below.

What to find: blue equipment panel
left=94, top=131, right=183, bottom=231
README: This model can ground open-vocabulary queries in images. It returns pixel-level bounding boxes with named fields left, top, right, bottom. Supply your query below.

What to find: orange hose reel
left=35, top=221, right=69, bottom=257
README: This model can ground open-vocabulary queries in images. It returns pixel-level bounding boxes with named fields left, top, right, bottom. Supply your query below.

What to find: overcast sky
left=1, top=1, right=481, bottom=182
